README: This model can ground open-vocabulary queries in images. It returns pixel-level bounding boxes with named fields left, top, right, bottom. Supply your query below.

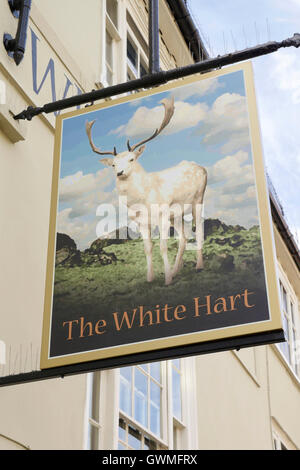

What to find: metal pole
left=14, top=33, right=300, bottom=121
left=149, top=0, right=160, bottom=74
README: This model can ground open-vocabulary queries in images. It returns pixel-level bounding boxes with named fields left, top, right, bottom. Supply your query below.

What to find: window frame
left=119, top=362, right=168, bottom=444
left=276, top=267, right=300, bottom=381
left=99, top=0, right=122, bottom=88
left=86, top=372, right=102, bottom=450
left=126, top=24, right=149, bottom=81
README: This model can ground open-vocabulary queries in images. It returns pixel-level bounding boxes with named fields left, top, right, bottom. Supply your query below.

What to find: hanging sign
left=41, top=62, right=283, bottom=369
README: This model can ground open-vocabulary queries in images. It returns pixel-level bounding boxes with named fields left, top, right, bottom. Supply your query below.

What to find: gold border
left=40, top=62, right=283, bottom=369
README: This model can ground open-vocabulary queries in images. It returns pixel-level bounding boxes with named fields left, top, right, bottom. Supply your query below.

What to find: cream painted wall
left=35, top=0, right=102, bottom=87
left=269, top=344, right=300, bottom=448
left=0, top=0, right=196, bottom=450
left=196, top=348, right=273, bottom=450
left=0, top=0, right=299, bottom=451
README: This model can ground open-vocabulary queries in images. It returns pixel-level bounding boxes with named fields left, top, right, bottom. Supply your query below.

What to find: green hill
left=53, top=219, right=267, bottom=320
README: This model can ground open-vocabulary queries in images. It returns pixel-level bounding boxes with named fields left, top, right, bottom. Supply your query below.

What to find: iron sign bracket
left=13, top=32, right=300, bottom=121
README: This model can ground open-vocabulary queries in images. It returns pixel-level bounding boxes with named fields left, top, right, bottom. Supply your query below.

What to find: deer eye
left=130, top=158, right=134, bottom=162
left=112, top=164, right=115, bottom=167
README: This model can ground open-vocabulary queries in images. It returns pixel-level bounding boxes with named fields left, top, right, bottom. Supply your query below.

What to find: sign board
left=40, top=62, right=283, bottom=369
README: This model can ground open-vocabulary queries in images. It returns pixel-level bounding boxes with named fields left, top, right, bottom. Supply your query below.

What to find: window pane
left=120, top=366, right=132, bottom=381
left=106, top=31, right=113, bottom=67
left=150, top=381, right=161, bottom=436
left=120, top=367, right=132, bottom=415
left=140, top=61, right=148, bottom=78
left=128, top=425, right=142, bottom=450
left=172, top=368, right=182, bottom=421
left=282, top=286, right=288, bottom=312
left=150, top=362, right=161, bottom=382
left=282, top=315, right=289, bottom=342
left=150, top=403, right=160, bottom=436
left=172, top=359, right=180, bottom=370
left=150, top=380, right=160, bottom=406
left=290, top=301, right=295, bottom=323
left=127, top=37, right=137, bottom=71
left=118, top=442, right=126, bottom=450
left=134, top=369, right=147, bottom=426
left=280, top=341, right=291, bottom=363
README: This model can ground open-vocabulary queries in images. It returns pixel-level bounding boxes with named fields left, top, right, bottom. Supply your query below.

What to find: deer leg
left=141, top=225, right=154, bottom=282
left=159, top=220, right=172, bottom=286
left=172, top=221, right=186, bottom=278
left=193, top=202, right=204, bottom=271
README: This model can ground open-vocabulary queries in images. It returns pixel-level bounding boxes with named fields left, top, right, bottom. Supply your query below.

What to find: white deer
left=86, top=96, right=207, bottom=285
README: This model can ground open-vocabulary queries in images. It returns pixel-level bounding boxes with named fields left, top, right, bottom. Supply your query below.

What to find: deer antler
left=127, top=96, right=175, bottom=152
left=85, top=120, right=117, bottom=156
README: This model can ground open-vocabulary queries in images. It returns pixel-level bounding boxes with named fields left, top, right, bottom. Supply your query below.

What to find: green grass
left=53, top=226, right=267, bottom=318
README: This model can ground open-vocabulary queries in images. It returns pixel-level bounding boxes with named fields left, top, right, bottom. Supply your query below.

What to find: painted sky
left=188, top=0, right=300, bottom=247
left=58, top=68, right=261, bottom=250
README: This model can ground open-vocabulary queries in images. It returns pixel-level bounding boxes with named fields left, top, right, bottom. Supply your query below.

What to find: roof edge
left=166, top=0, right=209, bottom=62
left=270, top=191, right=300, bottom=272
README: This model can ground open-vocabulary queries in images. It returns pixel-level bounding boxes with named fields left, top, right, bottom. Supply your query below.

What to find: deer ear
left=99, top=158, right=114, bottom=166
left=135, top=145, right=146, bottom=158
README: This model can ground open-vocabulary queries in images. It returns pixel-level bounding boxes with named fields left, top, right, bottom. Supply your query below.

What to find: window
left=105, top=30, right=114, bottom=86
left=277, top=278, right=299, bottom=379
left=171, top=359, right=185, bottom=449
left=101, top=0, right=121, bottom=87
left=118, top=417, right=162, bottom=450
left=119, top=363, right=163, bottom=438
left=171, top=359, right=182, bottom=421
left=118, top=358, right=197, bottom=450
left=86, top=372, right=102, bottom=449
left=127, top=35, right=148, bottom=80
left=126, top=13, right=148, bottom=82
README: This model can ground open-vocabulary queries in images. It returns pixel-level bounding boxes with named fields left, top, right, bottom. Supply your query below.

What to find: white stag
left=86, top=97, right=207, bottom=285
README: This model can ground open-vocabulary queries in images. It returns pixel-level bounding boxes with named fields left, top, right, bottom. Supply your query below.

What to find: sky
left=59, top=68, right=261, bottom=250
left=188, top=0, right=300, bottom=247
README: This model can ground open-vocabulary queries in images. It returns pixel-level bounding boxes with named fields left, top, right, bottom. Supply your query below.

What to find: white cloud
left=205, top=150, right=258, bottom=228
left=57, top=168, right=118, bottom=249
left=57, top=208, right=98, bottom=250
left=59, top=168, right=113, bottom=202
left=196, top=92, right=250, bottom=153
left=111, top=100, right=208, bottom=138
left=170, top=77, right=222, bottom=100
left=253, top=49, right=300, bottom=246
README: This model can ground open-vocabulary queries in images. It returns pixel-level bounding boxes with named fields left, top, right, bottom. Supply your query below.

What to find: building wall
left=0, top=0, right=299, bottom=451
left=0, top=0, right=196, bottom=450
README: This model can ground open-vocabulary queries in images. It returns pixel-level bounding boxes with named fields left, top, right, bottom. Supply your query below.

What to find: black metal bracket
left=13, top=32, right=300, bottom=121
left=3, top=0, right=32, bottom=66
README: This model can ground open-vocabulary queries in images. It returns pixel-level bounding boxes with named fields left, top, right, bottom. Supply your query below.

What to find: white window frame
left=118, top=362, right=168, bottom=447
left=85, top=372, right=102, bottom=450
left=98, top=0, right=122, bottom=88
left=126, top=24, right=148, bottom=81
left=276, top=265, right=300, bottom=381
left=118, top=357, right=198, bottom=450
